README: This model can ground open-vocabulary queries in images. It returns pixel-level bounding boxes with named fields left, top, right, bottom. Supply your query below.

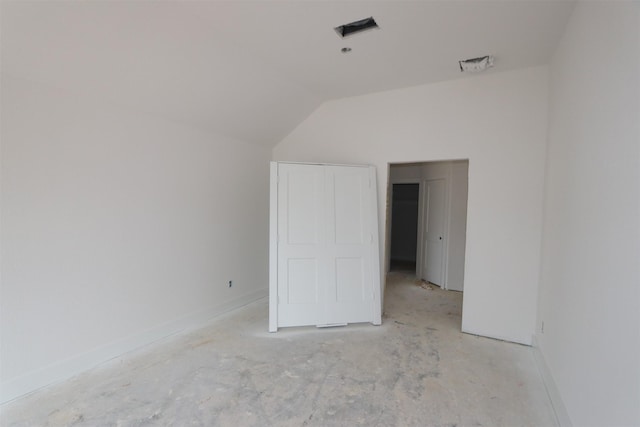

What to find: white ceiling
left=1, top=1, right=575, bottom=147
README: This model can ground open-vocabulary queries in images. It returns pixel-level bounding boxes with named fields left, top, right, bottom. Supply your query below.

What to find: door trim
left=269, top=162, right=278, bottom=332
left=368, top=166, right=383, bottom=325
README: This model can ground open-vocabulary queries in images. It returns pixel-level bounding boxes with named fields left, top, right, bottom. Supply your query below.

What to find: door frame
left=269, top=162, right=279, bottom=332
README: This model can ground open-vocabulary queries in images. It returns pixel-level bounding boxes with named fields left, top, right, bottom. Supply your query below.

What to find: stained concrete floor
left=2, top=273, right=557, bottom=427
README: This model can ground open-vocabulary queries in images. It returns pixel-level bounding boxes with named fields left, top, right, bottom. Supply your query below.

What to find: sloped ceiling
left=1, top=1, right=575, bottom=147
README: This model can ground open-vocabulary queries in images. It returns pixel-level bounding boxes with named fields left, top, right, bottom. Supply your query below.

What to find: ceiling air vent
left=335, top=17, right=379, bottom=38
left=459, top=55, right=495, bottom=72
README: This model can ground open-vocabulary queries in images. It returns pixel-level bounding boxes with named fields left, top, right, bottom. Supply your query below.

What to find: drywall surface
left=274, top=67, right=548, bottom=345
left=0, top=75, right=270, bottom=402
left=536, top=2, right=640, bottom=426
left=446, top=161, right=468, bottom=292
left=389, top=164, right=422, bottom=182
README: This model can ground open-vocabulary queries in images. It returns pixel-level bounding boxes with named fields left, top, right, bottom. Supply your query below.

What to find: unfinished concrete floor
left=2, top=273, right=557, bottom=426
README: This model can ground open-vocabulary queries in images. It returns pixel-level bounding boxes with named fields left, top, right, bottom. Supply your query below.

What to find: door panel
left=424, top=179, right=445, bottom=286
left=277, top=164, right=324, bottom=327
left=286, top=172, right=320, bottom=245
left=287, top=258, right=318, bottom=304
left=332, top=173, right=364, bottom=245
left=324, top=166, right=373, bottom=325
left=335, top=257, right=364, bottom=302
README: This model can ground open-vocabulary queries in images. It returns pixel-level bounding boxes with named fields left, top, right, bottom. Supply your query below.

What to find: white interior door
left=423, top=179, right=446, bottom=286
left=276, top=164, right=325, bottom=328
left=271, top=162, right=380, bottom=331
left=323, top=166, right=374, bottom=325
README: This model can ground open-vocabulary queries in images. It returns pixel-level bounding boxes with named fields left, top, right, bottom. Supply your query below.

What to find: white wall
left=389, top=164, right=422, bottom=182
left=447, top=161, right=468, bottom=292
left=0, top=75, right=271, bottom=402
left=274, top=67, right=549, bottom=345
left=536, top=2, right=640, bottom=426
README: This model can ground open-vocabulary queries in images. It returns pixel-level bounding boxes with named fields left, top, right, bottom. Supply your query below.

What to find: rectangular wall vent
left=335, top=17, right=378, bottom=38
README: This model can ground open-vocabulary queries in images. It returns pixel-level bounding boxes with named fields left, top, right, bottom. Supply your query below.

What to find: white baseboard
left=0, top=289, right=267, bottom=405
left=461, top=325, right=532, bottom=346
left=532, top=335, right=573, bottom=427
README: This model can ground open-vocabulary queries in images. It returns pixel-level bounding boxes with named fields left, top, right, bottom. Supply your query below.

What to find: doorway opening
left=389, top=183, right=420, bottom=273
left=385, top=160, right=469, bottom=292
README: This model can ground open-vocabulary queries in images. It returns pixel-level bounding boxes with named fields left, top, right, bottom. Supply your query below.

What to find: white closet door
left=270, top=162, right=380, bottom=331
left=424, top=178, right=446, bottom=286
left=276, top=163, right=325, bottom=327
left=323, top=166, right=374, bottom=325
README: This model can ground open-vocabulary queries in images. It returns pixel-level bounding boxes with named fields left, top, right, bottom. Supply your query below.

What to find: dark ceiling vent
left=459, top=56, right=495, bottom=72
left=335, top=17, right=379, bottom=38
